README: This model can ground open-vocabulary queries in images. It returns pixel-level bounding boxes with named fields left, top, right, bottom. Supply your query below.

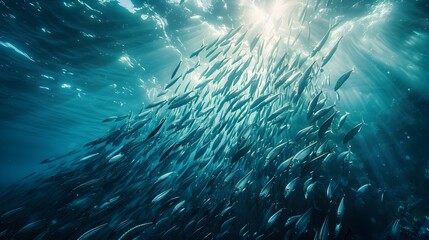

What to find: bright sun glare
left=243, top=0, right=290, bottom=31
left=240, top=0, right=298, bottom=59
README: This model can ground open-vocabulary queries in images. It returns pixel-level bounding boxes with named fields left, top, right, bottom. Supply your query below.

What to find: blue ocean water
left=1, top=0, right=429, bottom=239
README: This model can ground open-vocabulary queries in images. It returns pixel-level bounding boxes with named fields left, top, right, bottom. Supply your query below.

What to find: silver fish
left=293, top=208, right=312, bottom=238
left=118, top=222, right=153, bottom=240
left=77, top=223, right=108, bottom=240
left=343, top=121, right=364, bottom=144
left=337, top=112, right=349, bottom=130
left=318, top=111, right=338, bottom=139
left=171, top=60, right=182, bottom=79
left=334, top=69, right=353, bottom=91
left=321, top=36, right=343, bottom=67
left=285, top=176, right=300, bottom=199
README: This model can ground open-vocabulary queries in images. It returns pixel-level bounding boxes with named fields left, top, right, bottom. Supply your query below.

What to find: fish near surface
left=321, top=35, right=343, bottom=67
left=190, top=44, right=205, bottom=58
left=310, top=26, right=331, bottom=58
left=171, top=60, right=182, bottom=79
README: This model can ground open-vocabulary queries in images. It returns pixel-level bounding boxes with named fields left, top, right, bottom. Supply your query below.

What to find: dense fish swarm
left=0, top=1, right=427, bottom=240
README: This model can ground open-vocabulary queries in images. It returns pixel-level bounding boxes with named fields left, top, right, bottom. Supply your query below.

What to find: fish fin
left=360, top=115, right=368, bottom=126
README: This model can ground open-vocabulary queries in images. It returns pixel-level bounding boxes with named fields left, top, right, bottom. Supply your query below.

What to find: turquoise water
left=0, top=0, right=428, bottom=239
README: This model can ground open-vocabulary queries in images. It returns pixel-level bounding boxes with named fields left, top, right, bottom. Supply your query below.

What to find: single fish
left=77, top=223, right=108, bottom=240
left=190, top=44, right=205, bottom=58
left=260, top=177, right=275, bottom=198
left=285, top=215, right=301, bottom=228
left=285, top=177, right=300, bottom=199
left=156, top=172, right=174, bottom=183
left=171, top=60, right=182, bottom=79
left=311, top=104, right=336, bottom=122
left=102, top=114, right=128, bottom=123
left=152, top=189, right=172, bottom=204
left=266, top=142, right=288, bottom=163
left=267, top=208, right=284, bottom=228
left=318, top=111, right=338, bottom=139
left=337, top=112, right=349, bottom=130
left=78, top=153, right=99, bottom=162
left=160, top=143, right=176, bottom=161
left=296, top=61, right=316, bottom=98
left=232, top=144, right=253, bottom=163
left=343, top=121, right=364, bottom=144
left=165, top=75, right=182, bottom=90
left=293, top=208, right=312, bottom=238
left=321, top=36, right=343, bottom=67
left=326, top=179, right=338, bottom=200
left=172, top=200, right=186, bottom=214
left=249, top=34, right=262, bottom=51
left=307, top=91, right=323, bottom=119
left=16, top=220, right=45, bottom=235
left=145, top=118, right=166, bottom=141
left=310, top=27, right=331, bottom=58
left=391, top=219, right=400, bottom=237
left=317, top=216, right=330, bottom=240
left=357, top=183, right=372, bottom=194
left=118, top=222, right=153, bottom=240
left=1, top=207, right=25, bottom=219
left=337, top=196, right=345, bottom=221
left=234, top=170, right=254, bottom=193
left=146, top=100, right=167, bottom=109
left=334, top=69, right=353, bottom=91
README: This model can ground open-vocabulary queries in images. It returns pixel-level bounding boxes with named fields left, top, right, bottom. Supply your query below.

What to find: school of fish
left=0, top=0, right=427, bottom=239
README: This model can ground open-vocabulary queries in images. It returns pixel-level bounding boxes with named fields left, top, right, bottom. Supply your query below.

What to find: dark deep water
left=1, top=0, right=429, bottom=239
